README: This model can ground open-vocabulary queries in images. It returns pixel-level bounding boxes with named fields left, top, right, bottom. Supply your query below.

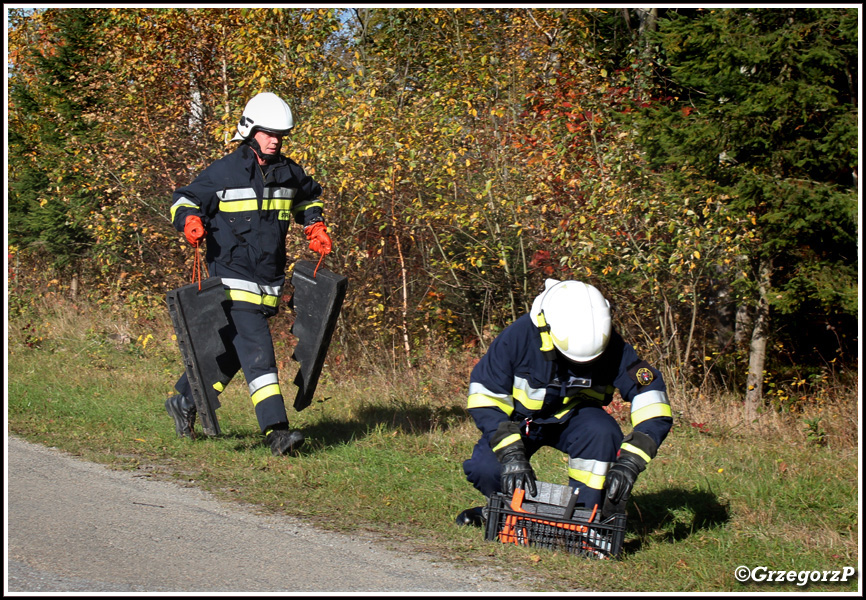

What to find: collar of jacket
left=237, top=143, right=292, bottom=183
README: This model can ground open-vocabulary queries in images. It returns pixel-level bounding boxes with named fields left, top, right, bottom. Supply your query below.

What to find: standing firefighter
left=165, top=91, right=333, bottom=456
left=456, top=279, right=673, bottom=526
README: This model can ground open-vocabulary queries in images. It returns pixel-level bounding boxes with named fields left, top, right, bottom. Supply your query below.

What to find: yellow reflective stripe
left=568, top=471, right=607, bottom=490
left=213, top=382, right=225, bottom=392
left=582, top=386, right=612, bottom=403
left=467, top=382, right=514, bottom=414
left=513, top=387, right=543, bottom=411
left=622, top=442, right=652, bottom=463
left=226, top=289, right=264, bottom=305
left=492, top=433, right=522, bottom=453
left=631, top=390, right=671, bottom=426
left=291, top=199, right=324, bottom=214
left=632, top=402, right=672, bottom=426
left=554, top=396, right=580, bottom=419
left=567, top=468, right=607, bottom=490
left=251, top=383, right=281, bottom=406
left=568, top=458, right=611, bottom=490
left=249, top=373, right=278, bottom=395
left=170, top=197, right=198, bottom=222
left=224, top=289, right=279, bottom=308
left=263, top=198, right=294, bottom=211
left=219, top=199, right=257, bottom=212
left=631, top=402, right=673, bottom=426
left=222, top=278, right=281, bottom=298
left=536, top=311, right=555, bottom=353
left=467, top=393, right=515, bottom=416
left=219, top=199, right=297, bottom=212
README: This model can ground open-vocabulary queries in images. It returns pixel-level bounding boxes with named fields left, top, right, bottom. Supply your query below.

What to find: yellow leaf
left=693, top=251, right=701, bottom=259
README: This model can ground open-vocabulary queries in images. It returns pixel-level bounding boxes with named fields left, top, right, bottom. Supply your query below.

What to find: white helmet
left=231, top=92, right=294, bottom=142
left=529, top=279, right=612, bottom=363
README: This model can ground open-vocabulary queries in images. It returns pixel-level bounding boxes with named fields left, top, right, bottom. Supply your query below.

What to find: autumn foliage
left=7, top=8, right=858, bottom=416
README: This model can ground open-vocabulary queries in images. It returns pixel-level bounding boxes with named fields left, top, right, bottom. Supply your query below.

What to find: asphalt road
left=5, top=436, right=533, bottom=594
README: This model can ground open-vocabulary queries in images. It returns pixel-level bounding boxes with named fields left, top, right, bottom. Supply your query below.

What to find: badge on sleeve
left=636, top=368, right=654, bottom=385
left=627, top=360, right=655, bottom=386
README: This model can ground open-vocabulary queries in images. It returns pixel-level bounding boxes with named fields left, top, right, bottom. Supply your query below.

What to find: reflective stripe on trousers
left=462, top=403, right=622, bottom=509
left=175, top=300, right=289, bottom=432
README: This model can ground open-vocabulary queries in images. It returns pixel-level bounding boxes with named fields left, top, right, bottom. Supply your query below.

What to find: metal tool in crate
left=484, top=481, right=626, bottom=559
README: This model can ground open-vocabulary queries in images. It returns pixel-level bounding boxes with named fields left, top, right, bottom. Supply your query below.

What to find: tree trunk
left=743, top=259, right=771, bottom=424
left=734, top=303, right=751, bottom=348
left=637, top=8, right=658, bottom=35
left=71, top=271, right=79, bottom=299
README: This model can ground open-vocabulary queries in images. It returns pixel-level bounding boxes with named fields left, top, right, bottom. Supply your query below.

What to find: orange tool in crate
left=485, top=481, right=625, bottom=559
left=499, top=488, right=596, bottom=543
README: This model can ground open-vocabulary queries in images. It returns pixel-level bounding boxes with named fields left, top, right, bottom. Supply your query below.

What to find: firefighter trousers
left=175, top=303, right=289, bottom=433
left=462, top=403, right=623, bottom=509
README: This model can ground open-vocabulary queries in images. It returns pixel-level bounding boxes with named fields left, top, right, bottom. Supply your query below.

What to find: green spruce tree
left=8, top=8, right=109, bottom=281
left=632, top=7, right=858, bottom=419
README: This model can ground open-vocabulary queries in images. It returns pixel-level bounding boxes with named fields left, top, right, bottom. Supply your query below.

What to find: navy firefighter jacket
left=467, top=313, right=673, bottom=450
left=170, top=143, right=324, bottom=307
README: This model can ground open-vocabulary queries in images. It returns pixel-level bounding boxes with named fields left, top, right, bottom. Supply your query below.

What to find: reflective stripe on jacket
left=467, top=314, right=673, bottom=451
left=170, top=144, right=323, bottom=292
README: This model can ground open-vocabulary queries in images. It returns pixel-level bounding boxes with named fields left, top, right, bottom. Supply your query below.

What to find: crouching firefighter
left=164, top=91, right=334, bottom=456
left=456, top=279, right=673, bottom=526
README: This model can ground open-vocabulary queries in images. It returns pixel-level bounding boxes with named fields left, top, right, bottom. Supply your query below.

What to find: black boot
left=266, top=428, right=305, bottom=456
left=165, top=394, right=197, bottom=438
left=455, top=506, right=487, bottom=527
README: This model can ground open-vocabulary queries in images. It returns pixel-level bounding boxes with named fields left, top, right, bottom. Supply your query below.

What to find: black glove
left=605, top=454, right=643, bottom=504
left=499, top=447, right=538, bottom=497
left=490, top=421, right=537, bottom=497
left=604, top=430, right=658, bottom=504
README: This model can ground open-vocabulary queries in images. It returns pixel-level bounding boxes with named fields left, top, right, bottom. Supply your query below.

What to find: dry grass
left=10, top=291, right=858, bottom=455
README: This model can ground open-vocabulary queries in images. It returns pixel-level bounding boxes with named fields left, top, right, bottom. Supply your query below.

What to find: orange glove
left=184, top=215, right=205, bottom=246
left=304, top=221, right=332, bottom=256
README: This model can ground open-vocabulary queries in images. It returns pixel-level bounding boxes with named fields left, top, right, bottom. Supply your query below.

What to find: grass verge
left=5, top=299, right=860, bottom=592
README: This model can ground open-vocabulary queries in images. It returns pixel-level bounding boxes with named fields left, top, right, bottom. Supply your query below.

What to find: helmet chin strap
left=246, top=137, right=280, bottom=165
left=535, top=310, right=557, bottom=361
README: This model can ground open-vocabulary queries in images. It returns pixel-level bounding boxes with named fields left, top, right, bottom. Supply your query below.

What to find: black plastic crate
left=484, top=482, right=626, bottom=559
